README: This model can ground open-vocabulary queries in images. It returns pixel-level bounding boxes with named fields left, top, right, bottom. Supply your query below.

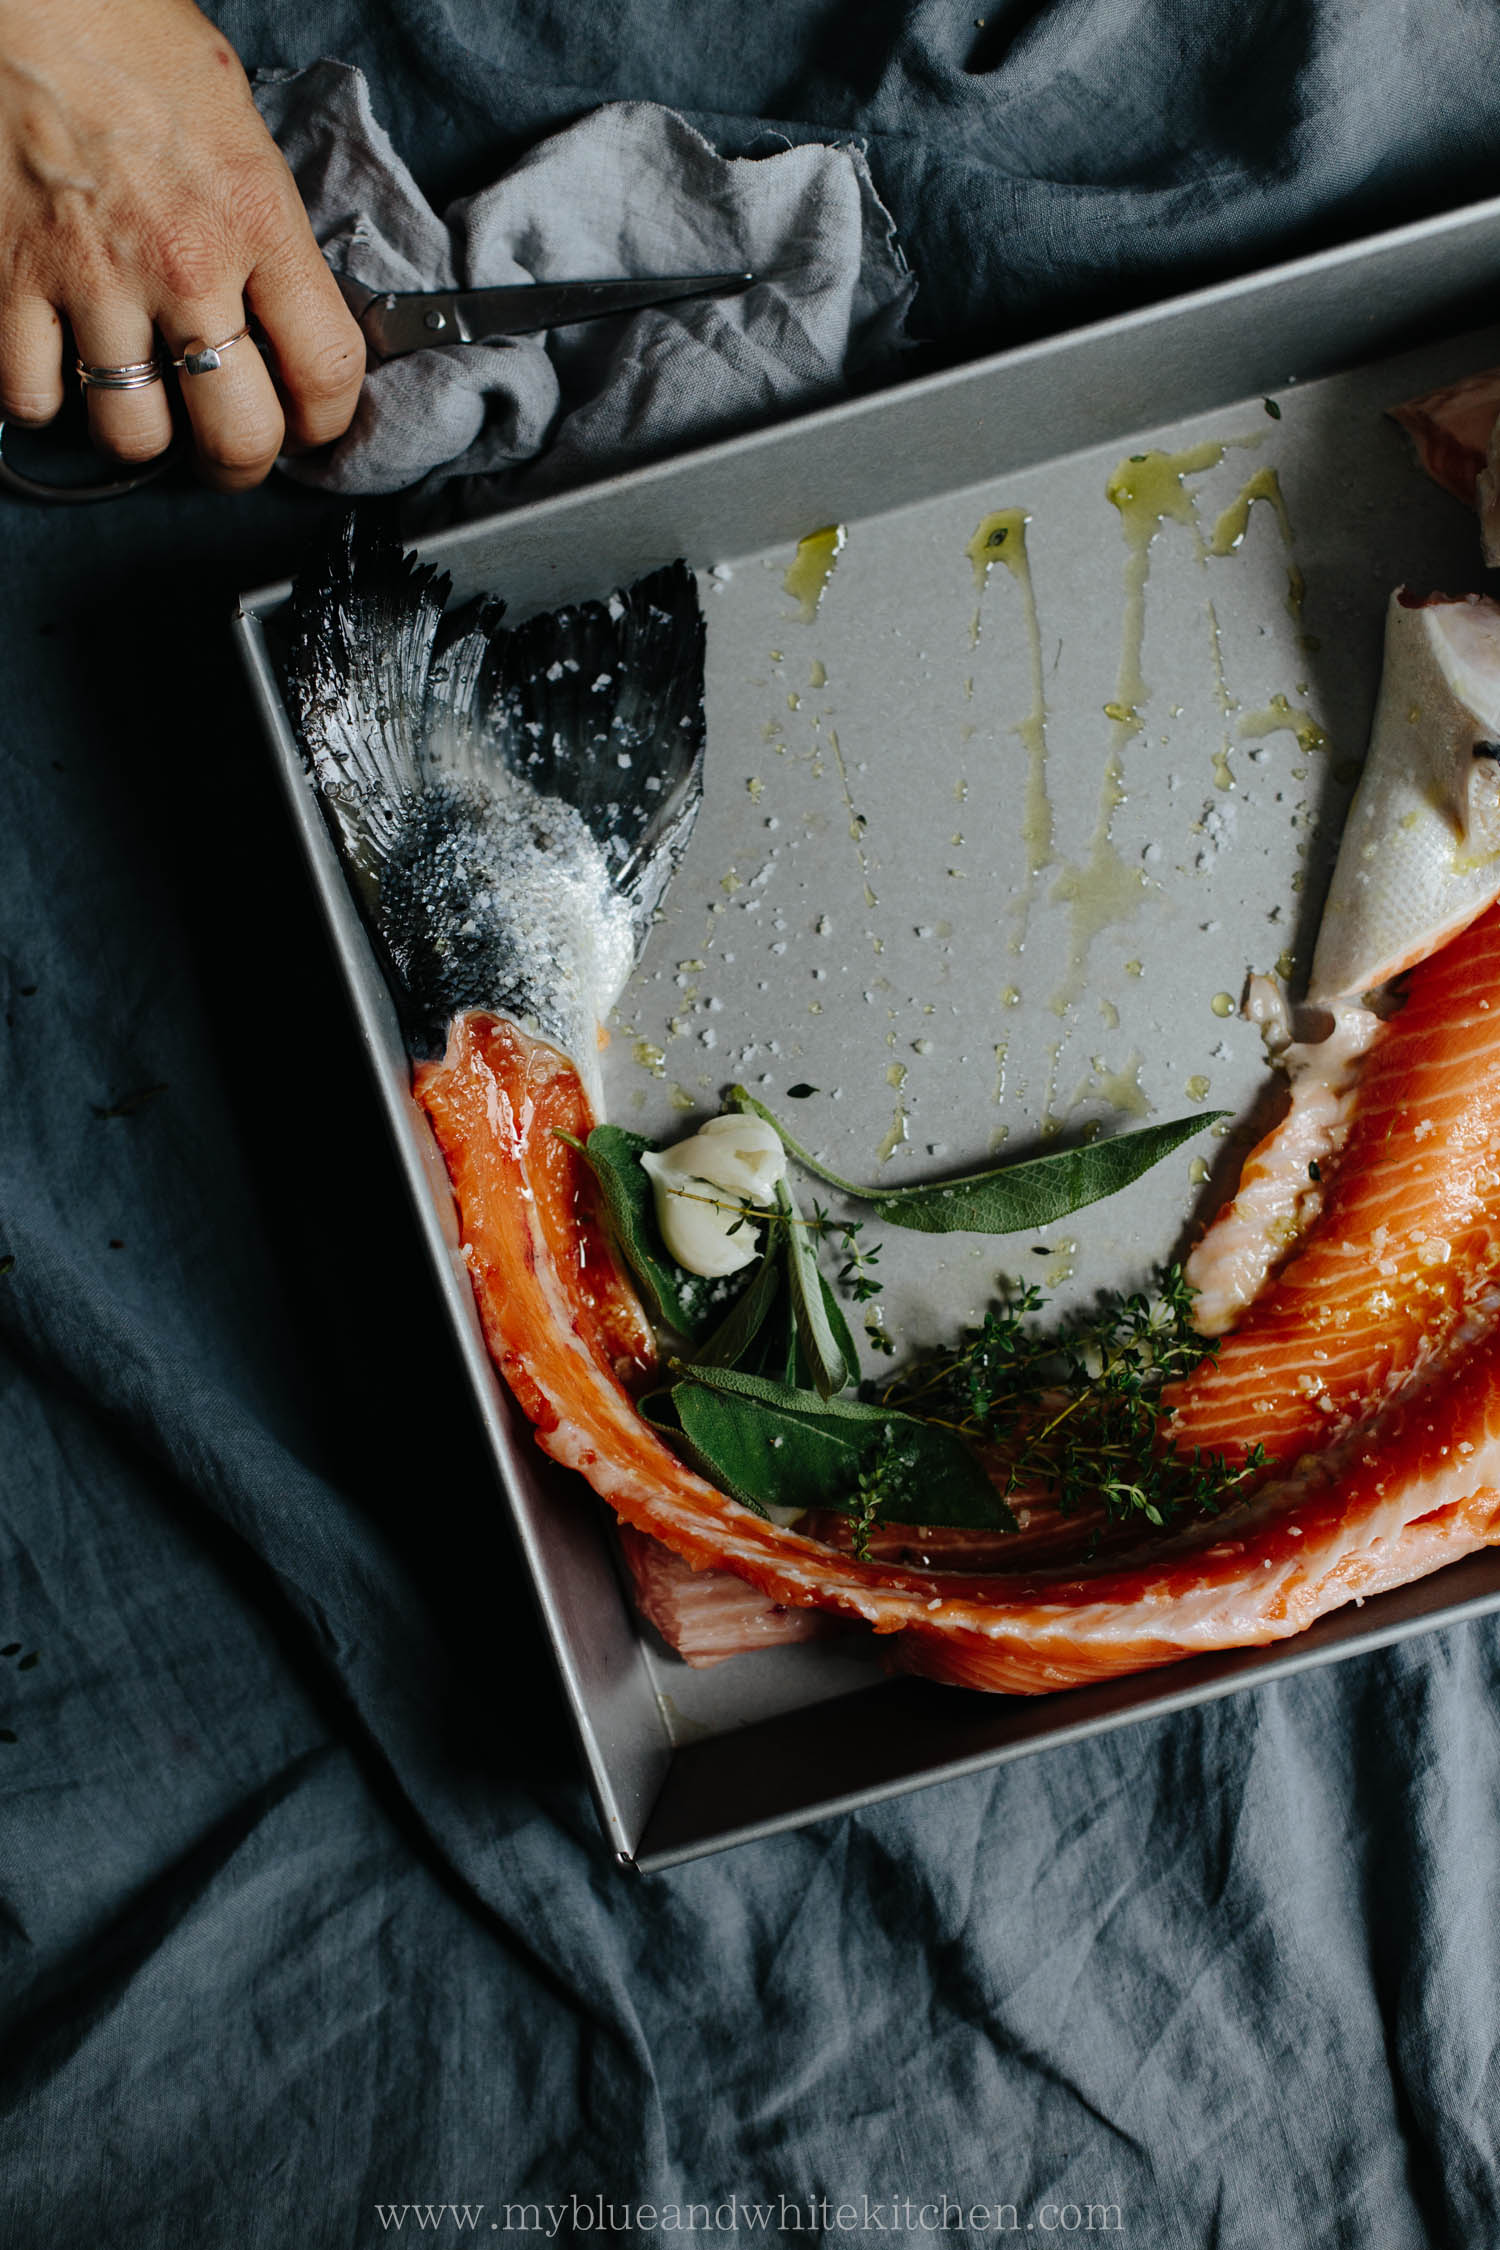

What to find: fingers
left=0, top=295, right=65, bottom=426
left=162, top=299, right=284, bottom=490
left=247, top=234, right=365, bottom=454
left=69, top=299, right=175, bottom=463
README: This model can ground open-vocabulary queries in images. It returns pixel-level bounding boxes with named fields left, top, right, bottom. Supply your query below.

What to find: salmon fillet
left=414, top=1010, right=1500, bottom=1695
left=1166, top=900, right=1500, bottom=1468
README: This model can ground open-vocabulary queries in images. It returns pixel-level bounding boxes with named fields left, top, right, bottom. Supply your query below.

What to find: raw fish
left=1392, top=366, right=1500, bottom=565
left=285, top=527, right=1500, bottom=1696
left=1308, top=592, right=1500, bottom=1004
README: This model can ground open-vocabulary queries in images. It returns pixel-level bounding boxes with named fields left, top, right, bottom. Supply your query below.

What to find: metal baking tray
left=235, top=192, right=1500, bottom=1871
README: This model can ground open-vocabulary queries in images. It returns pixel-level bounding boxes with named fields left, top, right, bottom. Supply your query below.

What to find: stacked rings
left=76, top=356, right=163, bottom=392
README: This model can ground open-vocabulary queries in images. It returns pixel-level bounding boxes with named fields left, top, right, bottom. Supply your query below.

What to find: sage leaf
left=691, top=1248, right=782, bottom=1370
left=728, top=1086, right=1224, bottom=1236
left=577, top=1123, right=735, bottom=1340
left=671, top=1367, right=1007, bottom=1528
left=818, top=1273, right=861, bottom=1390
left=777, top=1176, right=848, bottom=1399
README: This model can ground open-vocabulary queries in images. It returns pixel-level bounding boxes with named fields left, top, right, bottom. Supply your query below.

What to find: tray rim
left=234, top=183, right=1500, bottom=1870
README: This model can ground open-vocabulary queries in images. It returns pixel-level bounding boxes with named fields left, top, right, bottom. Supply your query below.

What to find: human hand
left=0, top=0, right=364, bottom=489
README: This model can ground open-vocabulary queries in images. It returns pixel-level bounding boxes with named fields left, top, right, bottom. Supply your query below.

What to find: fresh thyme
left=834, top=1218, right=884, bottom=1305
left=882, top=1263, right=1266, bottom=1532
left=849, top=1423, right=905, bottom=1559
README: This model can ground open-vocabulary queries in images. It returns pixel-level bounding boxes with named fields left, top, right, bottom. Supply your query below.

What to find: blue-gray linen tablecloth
left=5, top=4, right=1500, bottom=2244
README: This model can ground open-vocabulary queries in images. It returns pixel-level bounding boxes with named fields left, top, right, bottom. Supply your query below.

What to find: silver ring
left=171, top=326, right=250, bottom=377
left=76, top=357, right=163, bottom=392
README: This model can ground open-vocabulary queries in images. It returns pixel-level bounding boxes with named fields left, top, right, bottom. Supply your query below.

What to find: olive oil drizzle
left=783, top=524, right=846, bottom=623
left=965, top=509, right=1055, bottom=950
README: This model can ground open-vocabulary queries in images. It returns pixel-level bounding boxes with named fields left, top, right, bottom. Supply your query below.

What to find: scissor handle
left=0, top=418, right=175, bottom=503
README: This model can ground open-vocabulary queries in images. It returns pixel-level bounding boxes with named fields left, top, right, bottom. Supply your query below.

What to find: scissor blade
left=349, top=272, right=755, bottom=360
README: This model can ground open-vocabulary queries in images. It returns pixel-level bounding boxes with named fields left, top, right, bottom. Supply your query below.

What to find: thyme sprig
left=850, top=1423, right=905, bottom=1559
left=882, top=1263, right=1267, bottom=1532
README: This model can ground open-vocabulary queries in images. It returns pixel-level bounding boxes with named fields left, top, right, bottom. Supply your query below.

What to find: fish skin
left=1309, top=591, right=1500, bottom=1005
left=1182, top=998, right=1382, bottom=1336
left=414, top=1011, right=1500, bottom=1694
left=282, top=516, right=706, bottom=1103
left=1168, top=898, right=1500, bottom=1467
left=1390, top=368, right=1500, bottom=508
left=616, top=1525, right=851, bottom=1667
left=290, top=524, right=1500, bottom=1693
left=1391, top=364, right=1500, bottom=563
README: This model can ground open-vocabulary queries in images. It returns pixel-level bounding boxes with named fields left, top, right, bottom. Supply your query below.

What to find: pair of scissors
left=0, top=268, right=754, bottom=504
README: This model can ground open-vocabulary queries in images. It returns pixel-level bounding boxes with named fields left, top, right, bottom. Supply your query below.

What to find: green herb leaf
left=777, top=1177, right=850, bottom=1398
left=690, top=1248, right=782, bottom=1370
left=882, top=1263, right=1259, bottom=1534
left=575, top=1124, right=732, bottom=1340
left=671, top=1366, right=1007, bottom=1528
left=818, top=1273, right=861, bottom=1389
left=728, top=1087, right=1225, bottom=1236
left=1263, top=396, right=1282, bottom=419
left=785, top=1083, right=819, bottom=1099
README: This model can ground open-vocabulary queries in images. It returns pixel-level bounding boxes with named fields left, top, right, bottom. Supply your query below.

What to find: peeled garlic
left=640, top=1114, right=788, bottom=1276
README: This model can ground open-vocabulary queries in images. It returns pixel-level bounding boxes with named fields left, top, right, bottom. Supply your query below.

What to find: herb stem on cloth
left=727, top=1087, right=1226, bottom=1235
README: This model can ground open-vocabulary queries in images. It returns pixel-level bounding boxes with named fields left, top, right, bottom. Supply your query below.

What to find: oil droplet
left=1053, top=442, right=1224, bottom=1017
left=964, top=508, right=1030, bottom=590
left=1002, top=985, right=1022, bottom=1007
left=1185, top=1074, right=1211, bottom=1102
left=1210, top=991, right=1235, bottom=1018
left=1275, top=949, right=1295, bottom=979
left=746, top=776, right=765, bottom=801
left=787, top=691, right=801, bottom=711
left=1209, top=464, right=1292, bottom=557
left=1204, top=599, right=1236, bottom=789
left=1048, top=844, right=1151, bottom=1016
left=810, top=658, right=827, bottom=688
left=992, top=1040, right=1007, bottom=1103
left=1189, top=1155, right=1210, bottom=1185
left=1044, top=1240, right=1078, bottom=1289
left=1239, top=694, right=1329, bottom=754
left=1091, top=1052, right=1148, bottom=1120
left=633, top=1037, right=666, bottom=1076
left=669, top=1083, right=697, bottom=1112
left=1125, top=958, right=1143, bottom=977
left=966, top=509, right=1054, bottom=920
left=783, top=525, right=846, bottom=622
left=886, top=1061, right=908, bottom=1091
left=877, top=1105, right=909, bottom=1163
left=1099, top=997, right=1120, bottom=1031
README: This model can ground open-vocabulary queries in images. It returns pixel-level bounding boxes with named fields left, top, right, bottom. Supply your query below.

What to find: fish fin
left=279, top=515, right=706, bottom=1069
left=465, top=562, right=706, bottom=937
left=280, top=513, right=465, bottom=890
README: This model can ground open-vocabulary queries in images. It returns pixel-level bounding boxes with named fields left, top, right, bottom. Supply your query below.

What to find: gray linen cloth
left=253, top=59, right=915, bottom=500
